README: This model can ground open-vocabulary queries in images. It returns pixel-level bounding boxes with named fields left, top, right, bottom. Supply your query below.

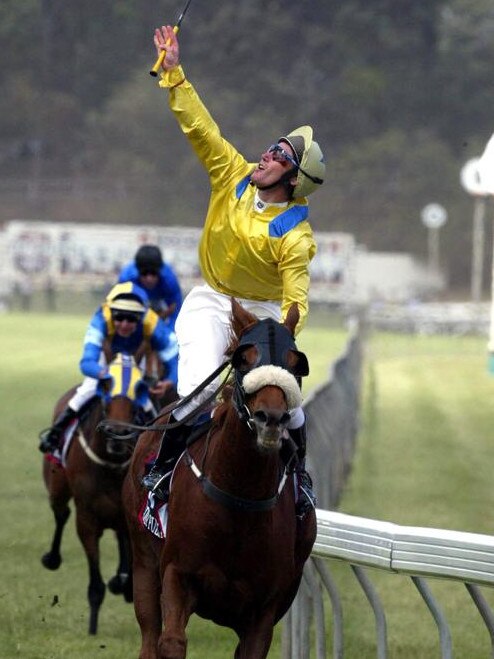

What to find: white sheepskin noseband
left=242, top=365, right=302, bottom=409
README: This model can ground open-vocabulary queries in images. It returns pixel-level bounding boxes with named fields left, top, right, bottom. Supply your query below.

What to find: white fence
left=0, top=220, right=356, bottom=305
left=283, top=320, right=494, bottom=658
left=284, top=510, right=494, bottom=658
left=367, top=301, right=490, bottom=336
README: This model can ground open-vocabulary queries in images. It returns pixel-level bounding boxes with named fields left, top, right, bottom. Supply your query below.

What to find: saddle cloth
left=139, top=492, right=168, bottom=540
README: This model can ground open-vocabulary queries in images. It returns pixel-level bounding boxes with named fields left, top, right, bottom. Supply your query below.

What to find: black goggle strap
left=270, top=145, right=323, bottom=186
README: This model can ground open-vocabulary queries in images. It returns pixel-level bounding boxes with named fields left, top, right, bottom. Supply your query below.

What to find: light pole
left=421, top=203, right=448, bottom=273
left=475, top=134, right=494, bottom=372
left=460, top=158, right=488, bottom=303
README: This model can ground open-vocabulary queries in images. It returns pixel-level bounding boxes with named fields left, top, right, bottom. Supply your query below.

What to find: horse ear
left=284, top=303, right=300, bottom=337
left=230, top=298, right=258, bottom=337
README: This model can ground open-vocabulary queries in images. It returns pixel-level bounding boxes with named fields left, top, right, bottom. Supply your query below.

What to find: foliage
left=1, top=1, right=494, bottom=287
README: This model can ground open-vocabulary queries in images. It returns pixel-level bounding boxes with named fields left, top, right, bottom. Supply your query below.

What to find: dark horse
left=42, top=353, right=151, bottom=634
left=123, top=300, right=317, bottom=659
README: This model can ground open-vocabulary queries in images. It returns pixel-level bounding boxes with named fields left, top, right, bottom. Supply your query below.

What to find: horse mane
left=224, top=298, right=259, bottom=358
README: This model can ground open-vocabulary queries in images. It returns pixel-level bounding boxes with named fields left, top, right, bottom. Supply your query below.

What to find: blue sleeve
left=79, top=310, right=106, bottom=379
left=118, top=262, right=139, bottom=284
left=160, top=264, right=183, bottom=327
left=150, top=320, right=179, bottom=386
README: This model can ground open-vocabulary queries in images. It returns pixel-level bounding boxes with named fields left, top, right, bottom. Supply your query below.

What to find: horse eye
left=238, top=346, right=259, bottom=372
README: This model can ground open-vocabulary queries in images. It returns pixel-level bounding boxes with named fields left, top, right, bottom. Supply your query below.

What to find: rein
left=98, top=360, right=233, bottom=435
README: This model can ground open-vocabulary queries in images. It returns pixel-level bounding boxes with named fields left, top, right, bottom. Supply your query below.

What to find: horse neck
left=207, top=404, right=281, bottom=501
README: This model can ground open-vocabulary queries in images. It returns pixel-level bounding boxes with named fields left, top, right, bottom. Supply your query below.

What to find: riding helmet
left=278, top=125, right=326, bottom=198
left=106, top=282, right=148, bottom=314
left=135, top=244, right=164, bottom=273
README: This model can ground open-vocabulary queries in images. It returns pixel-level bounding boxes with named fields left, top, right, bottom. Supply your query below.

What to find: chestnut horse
left=41, top=353, right=151, bottom=634
left=123, top=300, right=317, bottom=659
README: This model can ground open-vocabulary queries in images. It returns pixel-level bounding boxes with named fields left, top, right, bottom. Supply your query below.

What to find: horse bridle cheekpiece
left=231, top=318, right=309, bottom=419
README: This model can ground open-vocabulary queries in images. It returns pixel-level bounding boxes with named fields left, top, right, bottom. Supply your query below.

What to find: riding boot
left=39, top=407, right=78, bottom=454
left=141, top=414, right=192, bottom=501
left=288, top=424, right=317, bottom=517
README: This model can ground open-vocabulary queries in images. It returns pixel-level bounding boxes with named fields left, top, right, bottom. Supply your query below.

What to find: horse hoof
left=123, top=585, right=133, bottom=603
left=41, top=552, right=61, bottom=571
left=107, top=575, right=123, bottom=595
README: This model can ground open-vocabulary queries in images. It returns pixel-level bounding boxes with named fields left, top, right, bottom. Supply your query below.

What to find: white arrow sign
left=477, top=133, right=494, bottom=195
left=460, top=158, right=487, bottom=196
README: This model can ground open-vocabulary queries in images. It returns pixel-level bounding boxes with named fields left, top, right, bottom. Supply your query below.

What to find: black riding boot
left=39, top=407, right=78, bottom=454
left=288, top=424, right=317, bottom=518
left=141, top=414, right=192, bottom=501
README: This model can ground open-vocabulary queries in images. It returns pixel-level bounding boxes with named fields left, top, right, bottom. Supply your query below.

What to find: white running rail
left=283, top=509, right=494, bottom=658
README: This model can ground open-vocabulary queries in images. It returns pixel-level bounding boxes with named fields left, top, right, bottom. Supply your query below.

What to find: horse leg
left=108, top=529, right=133, bottom=602
left=234, top=614, right=276, bottom=659
left=41, top=461, right=71, bottom=570
left=132, top=542, right=162, bottom=659
left=159, top=564, right=196, bottom=659
left=41, top=505, right=70, bottom=570
left=76, top=514, right=106, bottom=635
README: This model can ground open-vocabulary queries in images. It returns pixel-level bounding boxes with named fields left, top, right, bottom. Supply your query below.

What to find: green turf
left=327, top=330, right=494, bottom=658
left=0, top=310, right=345, bottom=658
left=3, top=311, right=493, bottom=658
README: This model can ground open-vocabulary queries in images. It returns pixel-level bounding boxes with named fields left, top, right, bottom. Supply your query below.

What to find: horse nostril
left=254, top=410, right=290, bottom=428
left=253, top=410, right=268, bottom=424
left=280, top=412, right=291, bottom=426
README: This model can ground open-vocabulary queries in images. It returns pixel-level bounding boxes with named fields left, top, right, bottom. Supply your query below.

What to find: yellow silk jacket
left=159, top=66, right=316, bottom=334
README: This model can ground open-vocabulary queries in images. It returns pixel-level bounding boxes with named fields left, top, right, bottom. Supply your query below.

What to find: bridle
left=182, top=318, right=306, bottom=512
left=80, top=398, right=140, bottom=471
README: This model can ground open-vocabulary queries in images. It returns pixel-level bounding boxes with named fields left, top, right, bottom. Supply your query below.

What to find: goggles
left=112, top=312, right=141, bottom=323
left=267, top=144, right=323, bottom=186
left=139, top=269, right=159, bottom=277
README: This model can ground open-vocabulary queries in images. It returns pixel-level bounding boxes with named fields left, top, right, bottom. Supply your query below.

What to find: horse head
left=96, top=353, right=149, bottom=458
left=228, top=299, right=308, bottom=453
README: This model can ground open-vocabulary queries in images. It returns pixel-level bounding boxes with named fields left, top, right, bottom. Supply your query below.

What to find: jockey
left=142, top=26, right=326, bottom=517
left=39, top=282, right=179, bottom=454
left=118, top=244, right=183, bottom=330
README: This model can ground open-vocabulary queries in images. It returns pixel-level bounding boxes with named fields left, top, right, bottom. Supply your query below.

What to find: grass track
left=330, top=330, right=494, bottom=658
left=0, top=311, right=345, bottom=659
left=3, top=312, right=494, bottom=657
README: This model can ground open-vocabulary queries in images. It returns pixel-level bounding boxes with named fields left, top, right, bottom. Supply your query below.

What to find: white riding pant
left=173, top=283, right=304, bottom=429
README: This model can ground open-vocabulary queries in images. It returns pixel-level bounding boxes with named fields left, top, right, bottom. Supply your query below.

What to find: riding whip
left=149, top=0, right=193, bottom=76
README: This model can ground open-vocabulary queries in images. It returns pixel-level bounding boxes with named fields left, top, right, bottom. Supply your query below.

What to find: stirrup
left=141, top=467, right=172, bottom=501
left=296, top=472, right=316, bottom=518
